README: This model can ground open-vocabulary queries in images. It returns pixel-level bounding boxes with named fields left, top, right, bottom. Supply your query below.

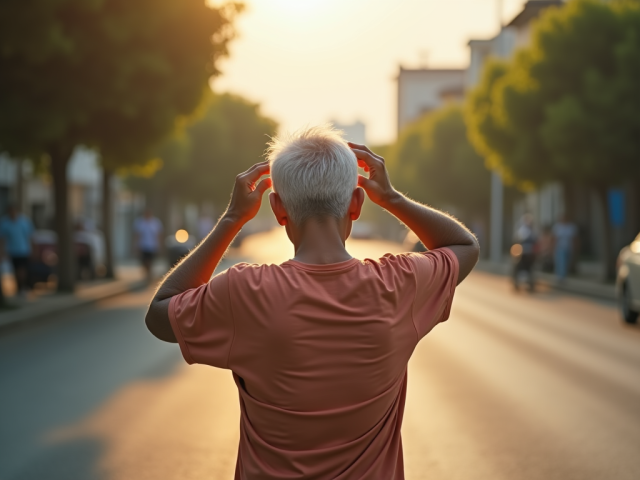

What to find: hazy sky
left=213, top=0, right=528, bottom=145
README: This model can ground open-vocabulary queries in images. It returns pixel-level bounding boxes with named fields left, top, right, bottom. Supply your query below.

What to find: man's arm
left=145, top=161, right=272, bottom=343
left=349, top=143, right=479, bottom=284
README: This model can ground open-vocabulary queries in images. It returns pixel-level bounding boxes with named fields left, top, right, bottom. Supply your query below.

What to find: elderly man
left=145, top=126, right=479, bottom=479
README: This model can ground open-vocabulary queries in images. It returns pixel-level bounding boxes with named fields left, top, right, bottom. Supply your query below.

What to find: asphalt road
left=1, top=233, right=639, bottom=480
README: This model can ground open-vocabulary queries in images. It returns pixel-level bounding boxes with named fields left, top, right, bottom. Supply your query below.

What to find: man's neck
left=291, top=217, right=352, bottom=265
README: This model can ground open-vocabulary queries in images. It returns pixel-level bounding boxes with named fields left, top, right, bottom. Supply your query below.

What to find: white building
left=331, top=120, right=367, bottom=146
left=396, top=67, right=465, bottom=135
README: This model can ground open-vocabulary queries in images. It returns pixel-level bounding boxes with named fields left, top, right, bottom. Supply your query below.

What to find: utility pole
left=490, top=0, right=505, bottom=264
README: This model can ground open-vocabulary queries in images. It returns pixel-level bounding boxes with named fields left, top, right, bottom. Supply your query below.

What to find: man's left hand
left=225, top=161, right=272, bottom=224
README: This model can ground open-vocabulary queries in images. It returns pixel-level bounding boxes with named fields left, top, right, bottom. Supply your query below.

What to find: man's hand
left=349, top=143, right=479, bottom=284
left=145, top=161, right=272, bottom=343
left=225, top=161, right=272, bottom=224
left=348, top=143, right=398, bottom=208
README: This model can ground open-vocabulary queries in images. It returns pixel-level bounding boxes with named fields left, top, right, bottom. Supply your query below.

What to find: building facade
left=396, top=67, right=465, bottom=135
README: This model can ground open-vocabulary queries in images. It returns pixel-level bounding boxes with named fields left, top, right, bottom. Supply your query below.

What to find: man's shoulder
left=227, top=261, right=283, bottom=276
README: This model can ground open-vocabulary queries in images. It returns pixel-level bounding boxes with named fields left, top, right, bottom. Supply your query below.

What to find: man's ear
left=269, top=192, right=288, bottom=226
left=349, top=188, right=365, bottom=221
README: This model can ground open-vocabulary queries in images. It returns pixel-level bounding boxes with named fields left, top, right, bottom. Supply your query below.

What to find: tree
left=129, top=93, right=278, bottom=214
left=466, top=0, right=640, bottom=277
left=0, top=0, right=241, bottom=290
left=389, top=104, right=491, bottom=225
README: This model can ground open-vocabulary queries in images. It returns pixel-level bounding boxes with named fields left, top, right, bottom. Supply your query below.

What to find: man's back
left=169, top=249, right=458, bottom=479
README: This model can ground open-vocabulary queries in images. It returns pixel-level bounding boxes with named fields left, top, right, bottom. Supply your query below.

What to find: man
left=145, top=126, right=479, bottom=479
left=133, top=209, right=163, bottom=281
left=512, top=213, right=537, bottom=292
left=0, top=204, right=34, bottom=296
left=552, top=214, right=578, bottom=282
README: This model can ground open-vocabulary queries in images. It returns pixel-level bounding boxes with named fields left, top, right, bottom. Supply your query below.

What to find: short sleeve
left=409, top=248, right=459, bottom=339
left=168, top=270, right=235, bottom=368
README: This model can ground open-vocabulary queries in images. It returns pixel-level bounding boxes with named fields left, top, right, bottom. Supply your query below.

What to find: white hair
left=267, top=125, right=358, bottom=225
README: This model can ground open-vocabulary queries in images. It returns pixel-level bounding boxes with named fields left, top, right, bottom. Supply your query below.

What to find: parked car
left=616, top=233, right=640, bottom=324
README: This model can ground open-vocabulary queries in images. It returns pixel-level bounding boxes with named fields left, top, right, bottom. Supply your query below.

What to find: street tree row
left=465, top=0, right=640, bottom=277
left=0, top=0, right=243, bottom=291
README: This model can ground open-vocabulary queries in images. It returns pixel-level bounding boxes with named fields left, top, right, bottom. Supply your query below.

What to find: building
left=331, top=120, right=367, bottom=146
left=396, top=67, right=465, bottom=135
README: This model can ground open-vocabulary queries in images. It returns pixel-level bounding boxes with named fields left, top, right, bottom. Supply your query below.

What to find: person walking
left=145, top=126, right=480, bottom=479
left=512, top=213, right=537, bottom=291
left=552, top=214, right=578, bottom=282
left=0, top=204, right=34, bottom=296
left=133, top=209, right=163, bottom=281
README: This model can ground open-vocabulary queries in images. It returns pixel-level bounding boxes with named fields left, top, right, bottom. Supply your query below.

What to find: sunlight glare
left=257, top=0, right=329, bottom=16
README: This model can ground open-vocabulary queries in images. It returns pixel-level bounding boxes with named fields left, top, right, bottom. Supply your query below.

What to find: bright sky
left=212, top=0, right=528, bottom=145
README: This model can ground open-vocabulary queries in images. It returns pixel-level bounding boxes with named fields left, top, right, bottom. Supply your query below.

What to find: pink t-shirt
left=169, top=248, right=459, bottom=479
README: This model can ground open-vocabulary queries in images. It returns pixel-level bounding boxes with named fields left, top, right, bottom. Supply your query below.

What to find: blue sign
left=608, top=189, right=625, bottom=227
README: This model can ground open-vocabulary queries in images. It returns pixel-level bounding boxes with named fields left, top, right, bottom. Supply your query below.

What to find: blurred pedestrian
left=74, top=220, right=93, bottom=280
left=537, top=225, right=554, bottom=273
left=134, top=209, right=163, bottom=281
left=0, top=204, right=34, bottom=296
left=552, top=214, right=577, bottom=282
left=145, top=126, right=479, bottom=478
left=512, top=213, right=537, bottom=291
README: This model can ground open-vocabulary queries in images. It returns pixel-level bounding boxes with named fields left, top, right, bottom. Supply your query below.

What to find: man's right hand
left=348, top=143, right=399, bottom=208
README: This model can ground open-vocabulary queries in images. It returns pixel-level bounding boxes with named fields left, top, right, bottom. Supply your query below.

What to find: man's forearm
left=384, top=192, right=477, bottom=250
left=153, top=214, right=242, bottom=302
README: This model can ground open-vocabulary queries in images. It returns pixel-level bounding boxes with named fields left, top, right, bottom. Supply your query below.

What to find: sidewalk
left=475, top=259, right=616, bottom=302
left=0, top=263, right=147, bottom=330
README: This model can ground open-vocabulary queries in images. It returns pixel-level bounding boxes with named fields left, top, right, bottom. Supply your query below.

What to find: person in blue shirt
left=0, top=204, right=34, bottom=295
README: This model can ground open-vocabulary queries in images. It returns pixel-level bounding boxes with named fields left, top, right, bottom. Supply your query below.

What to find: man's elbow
left=145, top=301, right=178, bottom=343
left=470, top=237, right=481, bottom=265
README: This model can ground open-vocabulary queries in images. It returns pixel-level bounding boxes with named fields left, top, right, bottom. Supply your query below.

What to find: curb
left=0, top=278, right=147, bottom=331
left=475, top=260, right=616, bottom=302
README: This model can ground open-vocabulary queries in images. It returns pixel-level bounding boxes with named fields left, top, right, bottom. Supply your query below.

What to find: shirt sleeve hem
left=168, top=295, right=196, bottom=365
left=439, top=247, right=460, bottom=323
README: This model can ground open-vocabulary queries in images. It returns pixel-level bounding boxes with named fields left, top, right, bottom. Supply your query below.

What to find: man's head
left=267, top=125, right=361, bottom=228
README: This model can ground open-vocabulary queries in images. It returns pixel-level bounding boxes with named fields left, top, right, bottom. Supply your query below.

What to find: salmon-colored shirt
left=169, top=248, right=458, bottom=479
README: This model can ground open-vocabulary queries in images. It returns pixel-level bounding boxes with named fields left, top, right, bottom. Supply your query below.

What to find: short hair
left=267, top=125, right=358, bottom=225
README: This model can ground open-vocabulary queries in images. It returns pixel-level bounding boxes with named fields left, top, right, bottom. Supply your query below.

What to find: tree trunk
left=50, top=147, right=75, bottom=293
left=0, top=271, right=5, bottom=307
left=102, top=166, right=115, bottom=279
left=594, top=184, right=616, bottom=281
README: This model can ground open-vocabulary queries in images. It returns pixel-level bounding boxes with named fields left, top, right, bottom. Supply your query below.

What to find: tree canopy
left=465, top=0, right=640, bottom=189
left=388, top=104, right=491, bottom=222
left=129, top=93, right=278, bottom=211
left=0, top=0, right=241, bottom=290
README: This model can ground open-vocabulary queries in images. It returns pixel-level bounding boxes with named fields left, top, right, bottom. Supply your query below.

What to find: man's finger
left=357, top=174, right=374, bottom=190
left=348, top=142, right=384, bottom=161
left=252, top=177, right=272, bottom=195
left=242, top=162, right=270, bottom=181
left=357, top=159, right=370, bottom=173
left=351, top=148, right=380, bottom=167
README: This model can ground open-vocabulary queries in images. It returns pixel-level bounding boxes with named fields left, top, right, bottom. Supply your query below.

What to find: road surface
left=1, top=230, right=639, bottom=479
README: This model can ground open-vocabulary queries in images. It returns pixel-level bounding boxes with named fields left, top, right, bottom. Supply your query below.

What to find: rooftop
left=506, top=0, right=563, bottom=28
